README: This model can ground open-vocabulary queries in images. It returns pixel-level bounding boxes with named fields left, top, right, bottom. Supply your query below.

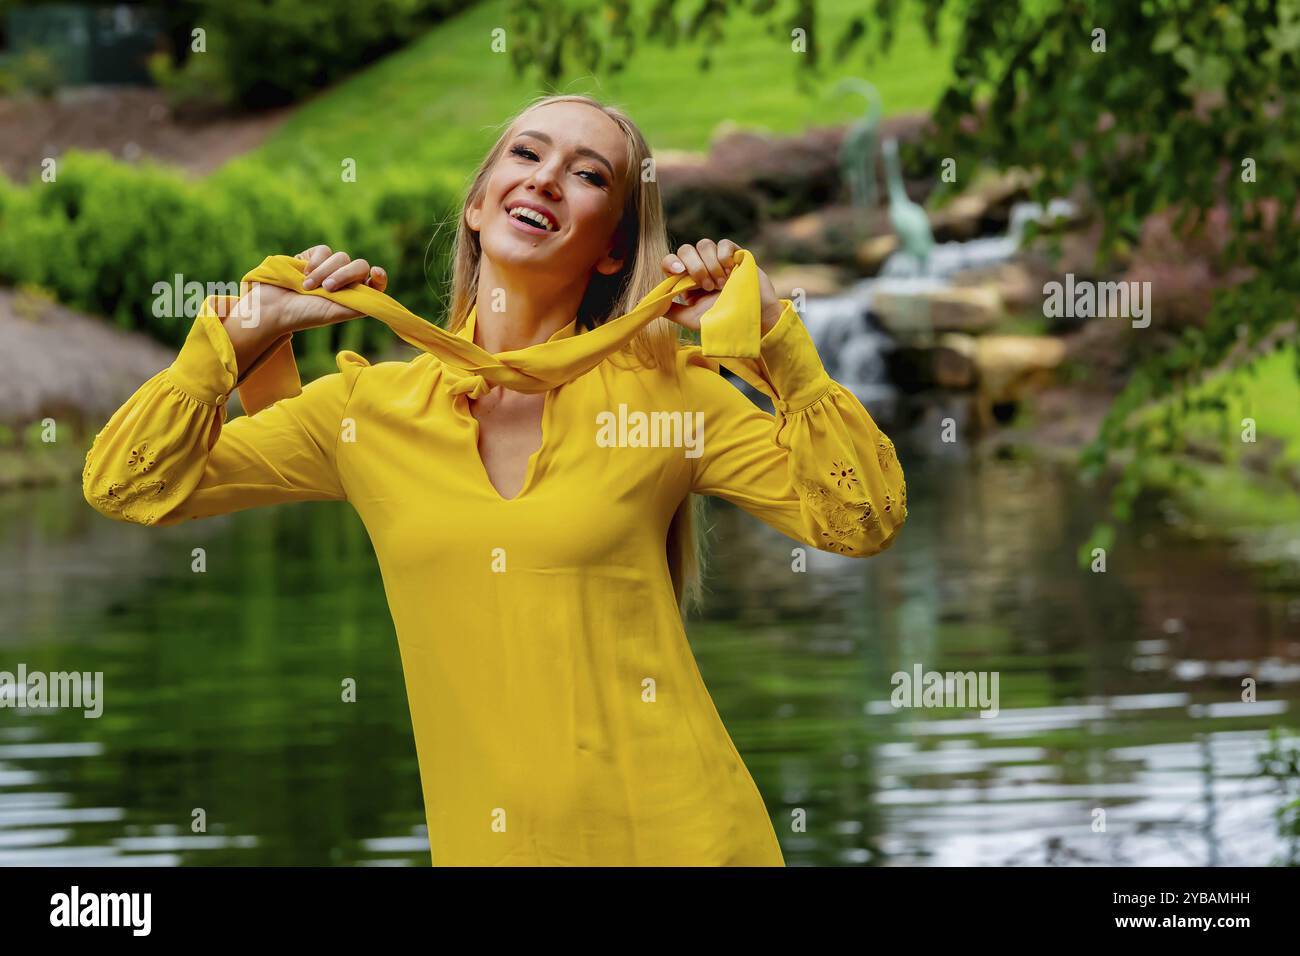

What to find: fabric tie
left=238, top=248, right=778, bottom=400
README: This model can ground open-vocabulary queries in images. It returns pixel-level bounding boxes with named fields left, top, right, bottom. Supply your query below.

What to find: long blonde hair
left=443, top=93, right=706, bottom=611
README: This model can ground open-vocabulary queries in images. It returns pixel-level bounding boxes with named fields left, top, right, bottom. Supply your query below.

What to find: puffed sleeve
left=681, top=299, right=907, bottom=557
left=82, top=295, right=367, bottom=526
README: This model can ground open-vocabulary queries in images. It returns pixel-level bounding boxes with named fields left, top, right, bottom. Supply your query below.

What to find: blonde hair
left=443, top=93, right=706, bottom=612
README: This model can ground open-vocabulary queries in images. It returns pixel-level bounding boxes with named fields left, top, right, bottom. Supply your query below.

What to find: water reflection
left=698, top=451, right=1300, bottom=866
left=1, top=449, right=1298, bottom=865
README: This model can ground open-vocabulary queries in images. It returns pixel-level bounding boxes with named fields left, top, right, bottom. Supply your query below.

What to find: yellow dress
left=82, top=250, right=907, bottom=865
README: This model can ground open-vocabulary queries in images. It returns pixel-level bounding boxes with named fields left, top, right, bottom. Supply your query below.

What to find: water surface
left=1, top=451, right=1297, bottom=865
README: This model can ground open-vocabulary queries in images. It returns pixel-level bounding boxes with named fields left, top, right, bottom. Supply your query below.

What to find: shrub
left=174, top=0, right=462, bottom=110
left=0, top=151, right=463, bottom=370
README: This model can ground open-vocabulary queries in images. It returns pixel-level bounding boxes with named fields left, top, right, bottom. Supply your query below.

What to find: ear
left=466, top=194, right=483, bottom=233
left=594, top=248, right=625, bottom=277
left=595, top=223, right=630, bottom=277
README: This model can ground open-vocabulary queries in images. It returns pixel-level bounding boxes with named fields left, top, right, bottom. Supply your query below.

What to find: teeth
left=509, top=206, right=555, bottom=231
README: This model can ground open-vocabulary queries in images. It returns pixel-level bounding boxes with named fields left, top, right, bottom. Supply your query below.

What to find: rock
left=761, top=205, right=891, bottom=266
left=873, top=284, right=1005, bottom=337
left=708, top=125, right=847, bottom=220
left=0, top=287, right=174, bottom=431
left=934, top=333, right=978, bottom=388
left=952, top=259, right=1053, bottom=313
left=885, top=338, right=977, bottom=393
left=961, top=334, right=1067, bottom=432
left=974, top=335, right=1066, bottom=399
left=855, top=234, right=898, bottom=274
left=928, top=168, right=1038, bottom=241
left=654, top=148, right=710, bottom=172
left=929, top=194, right=989, bottom=241
left=660, top=164, right=764, bottom=249
left=767, top=264, right=848, bottom=299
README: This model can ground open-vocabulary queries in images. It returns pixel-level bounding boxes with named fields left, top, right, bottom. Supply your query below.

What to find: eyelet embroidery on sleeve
left=797, top=478, right=882, bottom=554
left=127, top=442, right=158, bottom=473
left=829, top=460, right=860, bottom=489
left=89, top=474, right=169, bottom=522
left=877, top=436, right=897, bottom=470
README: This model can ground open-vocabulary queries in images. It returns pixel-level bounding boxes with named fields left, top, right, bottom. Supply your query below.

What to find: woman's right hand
left=260, top=244, right=389, bottom=333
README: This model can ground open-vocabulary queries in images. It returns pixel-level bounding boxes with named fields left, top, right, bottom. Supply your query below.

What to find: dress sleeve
left=82, top=295, right=367, bottom=526
left=681, top=299, right=907, bottom=557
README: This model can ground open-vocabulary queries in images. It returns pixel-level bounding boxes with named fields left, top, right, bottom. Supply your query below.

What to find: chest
left=468, top=389, right=546, bottom=501
left=339, top=368, right=694, bottom=566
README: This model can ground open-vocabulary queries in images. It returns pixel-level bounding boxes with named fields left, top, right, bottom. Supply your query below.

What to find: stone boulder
left=971, top=334, right=1067, bottom=429
left=873, top=284, right=1005, bottom=337
left=766, top=264, right=850, bottom=300
left=885, top=332, right=978, bottom=392
left=761, top=204, right=892, bottom=266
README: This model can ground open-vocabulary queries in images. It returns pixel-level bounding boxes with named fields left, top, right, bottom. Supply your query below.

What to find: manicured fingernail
left=323, top=278, right=336, bottom=290
left=302, top=277, right=314, bottom=289
left=671, top=261, right=685, bottom=273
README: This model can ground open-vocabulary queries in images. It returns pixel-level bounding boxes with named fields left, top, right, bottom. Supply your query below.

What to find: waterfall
left=729, top=199, right=1075, bottom=425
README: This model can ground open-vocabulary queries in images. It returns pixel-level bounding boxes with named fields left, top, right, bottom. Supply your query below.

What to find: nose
left=527, top=155, right=563, bottom=198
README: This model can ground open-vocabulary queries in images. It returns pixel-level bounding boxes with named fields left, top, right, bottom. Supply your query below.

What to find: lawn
left=1133, top=343, right=1300, bottom=529
left=238, top=0, right=955, bottom=190
left=1174, top=344, right=1300, bottom=469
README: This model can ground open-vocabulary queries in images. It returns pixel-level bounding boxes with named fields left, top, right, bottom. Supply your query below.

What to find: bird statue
left=832, top=78, right=883, bottom=211
left=881, top=136, right=934, bottom=273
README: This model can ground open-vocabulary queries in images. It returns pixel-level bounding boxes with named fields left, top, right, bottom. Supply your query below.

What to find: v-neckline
left=457, top=388, right=554, bottom=503
left=452, top=309, right=572, bottom=502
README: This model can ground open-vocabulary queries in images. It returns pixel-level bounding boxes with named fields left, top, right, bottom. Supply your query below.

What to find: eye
left=510, top=143, right=607, bottom=187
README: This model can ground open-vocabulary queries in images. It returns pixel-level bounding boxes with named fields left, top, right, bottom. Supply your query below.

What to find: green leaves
left=1171, top=45, right=1232, bottom=98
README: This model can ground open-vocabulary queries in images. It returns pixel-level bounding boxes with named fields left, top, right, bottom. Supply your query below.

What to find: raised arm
left=681, top=300, right=907, bottom=557
left=82, top=293, right=366, bottom=526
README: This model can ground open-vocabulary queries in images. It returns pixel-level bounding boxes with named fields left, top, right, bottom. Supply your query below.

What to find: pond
left=1, top=449, right=1298, bottom=865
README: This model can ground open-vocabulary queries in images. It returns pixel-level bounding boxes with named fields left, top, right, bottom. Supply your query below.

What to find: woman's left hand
left=661, top=238, right=783, bottom=335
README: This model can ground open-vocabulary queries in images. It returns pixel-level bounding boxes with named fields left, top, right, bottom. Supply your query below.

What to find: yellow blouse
left=82, top=250, right=907, bottom=866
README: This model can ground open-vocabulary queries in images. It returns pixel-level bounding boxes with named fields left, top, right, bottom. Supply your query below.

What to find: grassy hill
left=238, top=0, right=955, bottom=189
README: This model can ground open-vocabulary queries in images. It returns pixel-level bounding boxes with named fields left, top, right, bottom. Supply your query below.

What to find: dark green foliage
left=169, top=0, right=463, bottom=110
left=0, top=153, right=462, bottom=360
left=511, top=0, right=1300, bottom=544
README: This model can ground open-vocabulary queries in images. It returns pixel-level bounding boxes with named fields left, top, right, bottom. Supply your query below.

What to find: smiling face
left=467, top=101, right=632, bottom=281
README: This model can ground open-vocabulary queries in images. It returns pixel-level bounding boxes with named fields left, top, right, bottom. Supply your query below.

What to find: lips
left=505, top=200, right=559, bottom=233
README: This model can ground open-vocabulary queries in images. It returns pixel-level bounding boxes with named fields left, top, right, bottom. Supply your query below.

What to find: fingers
left=321, top=258, right=371, bottom=292
left=716, top=238, right=739, bottom=272
left=664, top=239, right=735, bottom=291
left=301, top=250, right=346, bottom=290
left=296, top=246, right=387, bottom=293
left=296, top=244, right=334, bottom=272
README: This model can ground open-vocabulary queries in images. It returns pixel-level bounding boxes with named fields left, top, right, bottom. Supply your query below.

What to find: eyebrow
left=513, top=130, right=616, bottom=179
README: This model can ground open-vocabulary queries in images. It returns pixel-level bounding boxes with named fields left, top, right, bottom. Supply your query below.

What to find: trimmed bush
left=174, top=0, right=462, bottom=110
left=0, top=151, right=464, bottom=368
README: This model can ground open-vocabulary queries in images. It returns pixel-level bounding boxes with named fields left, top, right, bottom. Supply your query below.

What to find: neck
left=473, top=257, right=586, bottom=352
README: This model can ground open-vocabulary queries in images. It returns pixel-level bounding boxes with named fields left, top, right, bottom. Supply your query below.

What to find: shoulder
left=326, top=349, right=459, bottom=420
left=591, top=341, right=728, bottom=402
left=330, top=349, right=443, bottom=391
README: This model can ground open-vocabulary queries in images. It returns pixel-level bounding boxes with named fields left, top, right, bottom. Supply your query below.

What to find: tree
left=508, top=0, right=1300, bottom=546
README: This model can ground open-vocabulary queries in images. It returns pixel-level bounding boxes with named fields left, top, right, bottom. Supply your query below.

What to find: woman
left=82, top=93, right=907, bottom=866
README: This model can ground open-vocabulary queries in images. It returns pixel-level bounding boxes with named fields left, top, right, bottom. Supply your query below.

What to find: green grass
left=240, top=0, right=955, bottom=189
left=1132, top=343, right=1300, bottom=529
left=1142, top=343, right=1300, bottom=468
left=1185, top=344, right=1300, bottom=467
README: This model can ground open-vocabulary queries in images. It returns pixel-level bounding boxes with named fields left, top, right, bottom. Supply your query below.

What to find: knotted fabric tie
left=238, top=248, right=775, bottom=399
